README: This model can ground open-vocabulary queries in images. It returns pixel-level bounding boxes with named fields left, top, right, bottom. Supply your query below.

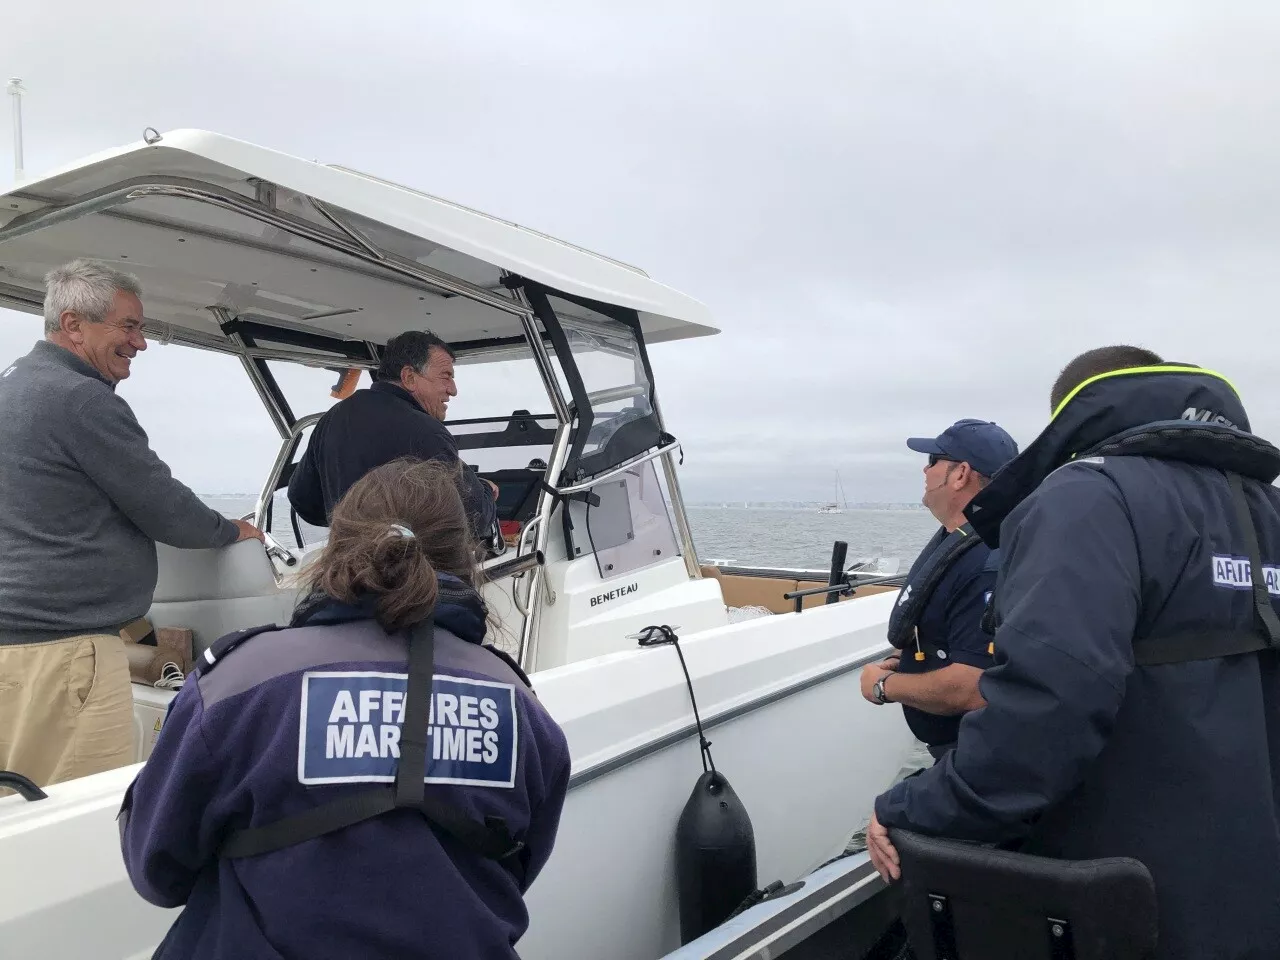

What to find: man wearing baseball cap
left=860, top=418, right=1019, bottom=761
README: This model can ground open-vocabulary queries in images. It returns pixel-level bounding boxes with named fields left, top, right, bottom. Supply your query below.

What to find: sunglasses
left=928, top=454, right=960, bottom=468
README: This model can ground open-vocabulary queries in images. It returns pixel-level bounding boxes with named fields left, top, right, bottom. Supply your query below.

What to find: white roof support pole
left=6, top=79, right=24, bottom=183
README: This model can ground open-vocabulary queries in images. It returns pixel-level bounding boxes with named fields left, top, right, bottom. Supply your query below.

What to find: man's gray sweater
left=0, top=341, right=240, bottom=641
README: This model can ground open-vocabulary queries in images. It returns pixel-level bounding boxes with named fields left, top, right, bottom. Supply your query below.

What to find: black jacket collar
left=964, top=366, right=1280, bottom=547
left=370, top=381, right=423, bottom=412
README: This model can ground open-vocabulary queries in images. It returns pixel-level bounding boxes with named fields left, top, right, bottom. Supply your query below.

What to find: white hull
left=522, top=594, right=909, bottom=959
left=0, top=594, right=910, bottom=960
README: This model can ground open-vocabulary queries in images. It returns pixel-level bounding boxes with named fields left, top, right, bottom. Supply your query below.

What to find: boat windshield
left=558, top=308, right=653, bottom=461
left=526, top=287, right=661, bottom=482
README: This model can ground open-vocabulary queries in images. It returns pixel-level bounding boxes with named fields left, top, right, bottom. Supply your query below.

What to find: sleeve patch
left=298, top=671, right=518, bottom=789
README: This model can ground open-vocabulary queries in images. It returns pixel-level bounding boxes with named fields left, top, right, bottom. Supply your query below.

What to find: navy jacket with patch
left=119, top=594, right=571, bottom=960
left=287, top=382, right=498, bottom=540
left=875, top=368, right=1280, bottom=960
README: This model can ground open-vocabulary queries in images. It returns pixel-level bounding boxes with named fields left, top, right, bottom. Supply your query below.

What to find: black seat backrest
left=483, top=468, right=545, bottom=523
left=891, top=829, right=1157, bottom=960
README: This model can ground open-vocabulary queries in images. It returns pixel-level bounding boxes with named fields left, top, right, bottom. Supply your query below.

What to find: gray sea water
left=685, top=505, right=939, bottom=570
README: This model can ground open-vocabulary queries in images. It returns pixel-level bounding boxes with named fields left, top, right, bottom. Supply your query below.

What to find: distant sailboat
left=818, top=471, right=848, bottom=514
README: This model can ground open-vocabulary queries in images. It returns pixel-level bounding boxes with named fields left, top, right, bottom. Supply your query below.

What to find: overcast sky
left=3, top=2, right=1280, bottom=503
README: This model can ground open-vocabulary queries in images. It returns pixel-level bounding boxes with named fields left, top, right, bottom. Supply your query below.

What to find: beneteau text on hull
left=0, top=130, right=913, bottom=959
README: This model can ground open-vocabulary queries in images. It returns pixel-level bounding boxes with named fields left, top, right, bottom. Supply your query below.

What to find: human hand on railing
left=233, top=519, right=265, bottom=542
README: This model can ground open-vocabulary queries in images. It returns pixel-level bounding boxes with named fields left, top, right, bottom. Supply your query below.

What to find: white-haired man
left=0, top=259, right=262, bottom=790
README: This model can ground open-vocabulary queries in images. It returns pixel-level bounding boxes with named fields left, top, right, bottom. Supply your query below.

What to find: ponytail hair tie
left=388, top=523, right=416, bottom=539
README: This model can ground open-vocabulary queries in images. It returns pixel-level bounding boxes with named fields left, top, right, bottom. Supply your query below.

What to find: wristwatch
left=873, top=676, right=891, bottom=705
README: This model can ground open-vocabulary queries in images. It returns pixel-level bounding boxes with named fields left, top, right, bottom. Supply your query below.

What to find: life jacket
left=1090, top=448, right=1280, bottom=666
left=887, top=524, right=985, bottom=657
left=194, top=619, right=530, bottom=884
left=979, top=465, right=1280, bottom=664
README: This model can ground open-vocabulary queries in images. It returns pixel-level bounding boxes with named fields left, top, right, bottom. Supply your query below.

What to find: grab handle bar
left=0, top=770, right=47, bottom=802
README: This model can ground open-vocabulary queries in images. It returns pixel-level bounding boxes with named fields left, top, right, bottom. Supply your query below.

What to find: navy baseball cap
left=906, top=419, right=1019, bottom=478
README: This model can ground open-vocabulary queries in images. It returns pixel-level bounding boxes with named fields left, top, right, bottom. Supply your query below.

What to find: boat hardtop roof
left=0, top=129, right=717, bottom=365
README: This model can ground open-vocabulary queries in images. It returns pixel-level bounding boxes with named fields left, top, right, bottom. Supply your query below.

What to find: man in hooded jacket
left=866, top=345, right=1280, bottom=960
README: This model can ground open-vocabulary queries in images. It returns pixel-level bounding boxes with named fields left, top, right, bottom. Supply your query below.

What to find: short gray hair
left=43, top=259, right=143, bottom=336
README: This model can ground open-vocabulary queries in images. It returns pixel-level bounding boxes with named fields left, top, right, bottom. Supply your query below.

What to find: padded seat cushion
left=152, top=539, right=282, bottom=603
left=701, top=565, right=899, bottom=614
left=149, top=540, right=298, bottom=656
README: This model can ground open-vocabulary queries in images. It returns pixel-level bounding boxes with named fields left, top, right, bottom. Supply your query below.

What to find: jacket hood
left=964, top=365, right=1280, bottom=547
left=291, top=572, right=488, bottom=645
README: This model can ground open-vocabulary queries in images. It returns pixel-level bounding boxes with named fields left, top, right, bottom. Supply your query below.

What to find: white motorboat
left=0, top=129, right=916, bottom=959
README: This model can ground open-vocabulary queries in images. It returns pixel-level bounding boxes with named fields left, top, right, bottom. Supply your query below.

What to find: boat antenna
left=6, top=78, right=24, bottom=183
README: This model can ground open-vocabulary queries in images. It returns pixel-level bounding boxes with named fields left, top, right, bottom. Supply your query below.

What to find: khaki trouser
left=0, top=633, right=135, bottom=793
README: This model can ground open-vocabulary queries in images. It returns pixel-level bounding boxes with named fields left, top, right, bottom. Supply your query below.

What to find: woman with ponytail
left=119, top=459, right=571, bottom=960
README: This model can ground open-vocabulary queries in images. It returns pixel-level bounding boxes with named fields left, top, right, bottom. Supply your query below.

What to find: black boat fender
left=675, top=769, right=758, bottom=944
